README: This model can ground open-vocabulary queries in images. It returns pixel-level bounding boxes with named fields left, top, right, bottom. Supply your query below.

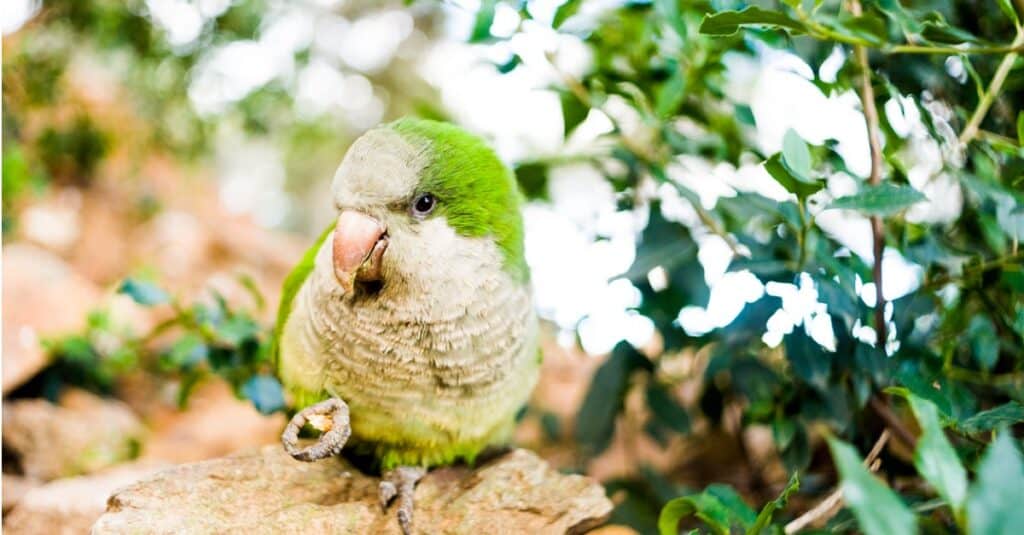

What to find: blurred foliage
left=497, top=0, right=1023, bottom=532
left=31, top=277, right=283, bottom=414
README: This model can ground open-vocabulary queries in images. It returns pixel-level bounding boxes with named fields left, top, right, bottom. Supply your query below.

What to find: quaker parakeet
left=274, top=118, right=540, bottom=534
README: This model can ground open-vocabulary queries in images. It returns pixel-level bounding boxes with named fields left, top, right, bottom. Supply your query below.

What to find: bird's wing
left=272, top=223, right=334, bottom=371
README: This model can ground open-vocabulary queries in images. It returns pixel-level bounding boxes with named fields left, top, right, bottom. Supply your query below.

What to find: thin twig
left=959, top=30, right=1024, bottom=145
left=784, top=431, right=891, bottom=534
left=849, top=0, right=887, bottom=346
left=869, top=395, right=918, bottom=449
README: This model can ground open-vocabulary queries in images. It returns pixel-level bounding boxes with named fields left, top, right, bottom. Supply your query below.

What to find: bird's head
left=328, top=118, right=527, bottom=297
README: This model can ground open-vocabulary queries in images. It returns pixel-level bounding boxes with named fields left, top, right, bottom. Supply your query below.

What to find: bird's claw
left=379, top=466, right=426, bottom=535
left=281, top=397, right=351, bottom=462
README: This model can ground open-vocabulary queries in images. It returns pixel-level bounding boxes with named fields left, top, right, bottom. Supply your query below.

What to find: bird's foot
left=379, top=465, right=426, bottom=535
left=281, top=397, right=351, bottom=462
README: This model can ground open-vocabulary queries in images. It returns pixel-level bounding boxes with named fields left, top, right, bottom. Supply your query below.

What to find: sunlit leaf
left=699, top=7, right=807, bottom=36
left=906, top=394, right=968, bottom=512
left=828, top=183, right=925, bottom=215
left=553, top=0, right=582, bottom=29
left=967, top=431, right=1024, bottom=535
left=469, top=0, right=497, bottom=42
left=658, top=485, right=754, bottom=535
left=827, top=437, right=917, bottom=535
left=782, top=129, right=812, bottom=182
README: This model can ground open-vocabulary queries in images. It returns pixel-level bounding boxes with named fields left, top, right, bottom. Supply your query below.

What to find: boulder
left=3, top=389, right=145, bottom=480
left=93, top=445, right=613, bottom=534
left=1, top=244, right=102, bottom=393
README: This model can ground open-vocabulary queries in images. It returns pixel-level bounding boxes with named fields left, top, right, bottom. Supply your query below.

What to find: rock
left=3, top=475, right=41, bottom=513
left=93, top=445, right=613, bottom=534
left=3, top=462, right=168, bottom=535
left=3, top=389, right=145, bottom=480
left=1, top=244, right=102, bottom=393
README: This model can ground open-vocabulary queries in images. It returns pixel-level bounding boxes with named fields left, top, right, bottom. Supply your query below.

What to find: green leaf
left=659, top=492, right=731, bottom=535
left=999, top=0, right=1021, bottom=26
left=165, top=334, right=208, bottom=368
left=118, top=278, right=171, bottom=306
left=561, top=91, right=589, bottom=138
left=658, top=486, right=754, bottom=535
left=828, top=183, right=926, bottom=215
left=764, top=154, right=822, bottom=200
left=1017, top=111, right=1024, bottom=147
left=647, top=382, right=691, bottom=433
left=967, top=431, right=1024, bottom=535
left=241, top=374, right=285, bottom=414
left=469, top=0, right=496, bottom=42
left=575, top=342, right=648, bottom=455
left=784, top=327, right=831, bottom=391
left=968, top=316, right=999, bottom=371
left=827, top=437, right=917, bottom=535
left=553, top=0, right=582, bottom=29
left=699, top=7, right=807, bottom=36
left=781, top=129, right=813, bottom=182
left=747, top=472, right=800, bottom=535
left=655, top=67, right=687, bottom=119
left=907, top=394, right=968, bottom=511
left=920, top=18, right=985, bottom=44
left=215, top=315, right=261, bottom=347
left=959, top=402, right=1024, bottom=434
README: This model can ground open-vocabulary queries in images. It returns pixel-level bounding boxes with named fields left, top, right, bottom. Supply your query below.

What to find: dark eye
left=411, top=193, right=436, bottom=217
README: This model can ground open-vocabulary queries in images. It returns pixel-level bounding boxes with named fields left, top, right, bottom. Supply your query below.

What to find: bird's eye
left=411, top=193, right=436, bottom=217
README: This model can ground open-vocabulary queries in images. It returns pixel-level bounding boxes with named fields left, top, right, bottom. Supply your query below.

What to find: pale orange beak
left=332, top=210, right=387, bottom=293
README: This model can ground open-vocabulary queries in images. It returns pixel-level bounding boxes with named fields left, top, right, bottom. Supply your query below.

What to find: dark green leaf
left=241, top=374, right=285, bottom=414
left=784, top=328, right=831, bottom=391
left=166, top=334, right=208, bottom=368
left=968, top=316, right=999, bottom=371
left=959, top=402, right=1024, bottom=434
left=118, top=278, right=170, bottom=306
left=699, top=7, right=807, bottom=36
left=967, top=431, right=1024, bottom=535
left=907, top=394, right=968, bottom=511
left=647, top=382, right=691, bottom=433
left=655, top=67, right=687, bottom=118
left=575, top=342, right=647, bottom=455
left=828, top=183, right=926, bottom=215
left=747, top=472, right=800, bottom=535
left=827, top=437, right=917, bottom=535
left=561, top=91, right=589, bottom=138
left=920, top=18, right=985, bottom=44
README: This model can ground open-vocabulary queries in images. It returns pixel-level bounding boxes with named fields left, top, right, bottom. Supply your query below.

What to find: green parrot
left=274, top=118, right=540, bottom=534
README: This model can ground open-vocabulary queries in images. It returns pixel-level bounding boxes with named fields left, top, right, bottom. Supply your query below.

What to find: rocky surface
left=3, top=462, right=168, bottom=535
left=93, top=445, right=613, bottom=534
left=1, top=244, right=102, bottom=393
left=3, top=389, right=145, bottom=480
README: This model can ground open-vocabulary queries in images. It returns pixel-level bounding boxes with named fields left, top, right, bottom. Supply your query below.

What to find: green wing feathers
left=271, top=223, right=334, bottom=372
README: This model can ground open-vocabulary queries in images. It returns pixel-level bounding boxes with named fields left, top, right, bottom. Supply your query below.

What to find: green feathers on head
left=388, top=118, right=529, bottom=283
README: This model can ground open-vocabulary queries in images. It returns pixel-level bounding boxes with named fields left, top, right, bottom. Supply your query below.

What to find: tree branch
left=849, top=0, right=887, bottom=347
left=958, top=30, right=1024, bottom=145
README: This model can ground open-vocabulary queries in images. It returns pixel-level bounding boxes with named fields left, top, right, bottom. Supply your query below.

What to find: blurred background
left=3, top=0, right=1023, bottom=533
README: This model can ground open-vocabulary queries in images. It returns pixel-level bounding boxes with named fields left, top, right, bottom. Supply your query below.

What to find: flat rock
left=93, top=445, right=613, bottom=534
left=3, top=389, right=145, bottom=480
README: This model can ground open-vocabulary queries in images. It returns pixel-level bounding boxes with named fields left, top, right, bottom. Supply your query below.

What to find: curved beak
left=332, top=210, right=387, bottom=293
